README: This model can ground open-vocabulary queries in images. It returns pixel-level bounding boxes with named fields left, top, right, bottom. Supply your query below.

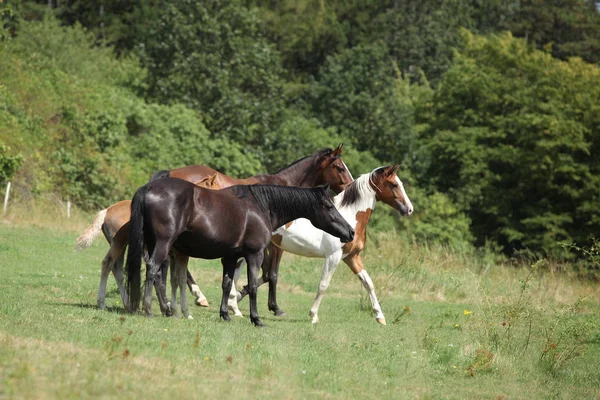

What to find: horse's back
left=169, top=165, right=251, bottom=188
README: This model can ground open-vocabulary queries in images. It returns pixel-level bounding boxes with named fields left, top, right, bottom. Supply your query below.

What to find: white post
left=67, top=200, right=71, bottom=219
left=3, top=181, right=11, bottom=216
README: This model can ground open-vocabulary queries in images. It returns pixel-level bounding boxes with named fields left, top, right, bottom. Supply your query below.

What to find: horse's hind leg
left=97, top=251, right=112, bottom=310
left=143, top=243, right=170, bottom=317
left=106, top=224, right=128, bottom=310
left=170, top=255, right=179, bottom=317
left=186, top=270, right=209, bottom=307
left=175, top=252, right=192, bottom=319
left=112, top=253, right=128, bottom=310
left=154, top=260, right=171, bottom=316
left=98, top=230, right=127, bottom=309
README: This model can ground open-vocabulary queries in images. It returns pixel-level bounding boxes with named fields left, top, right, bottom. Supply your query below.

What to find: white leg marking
left=191, top=284, right=209, bottom=307
left=228, top=263, right=244, bottom=317
left=357, top=270, right=385, bottom=324
left=309, top=253, right=342, bottom=323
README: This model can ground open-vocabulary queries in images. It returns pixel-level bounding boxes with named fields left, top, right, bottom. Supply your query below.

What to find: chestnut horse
left=230, top=166, right=413, bottom=324
left=77, top=145, right=353, bottom=312
left=125, top=179, right=355, bottom=326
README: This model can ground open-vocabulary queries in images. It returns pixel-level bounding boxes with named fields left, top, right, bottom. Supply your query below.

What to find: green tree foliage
left=508, top=0, right=600, bottom=64
left=130, top=1, right=286, bottom=155
left=416, top=31, right=600, bottom=256
left=0, top=17, right=261, bottom=208
left=0, top=143, right=23, bottom=184
left=307, top=42, right=415, bottom=164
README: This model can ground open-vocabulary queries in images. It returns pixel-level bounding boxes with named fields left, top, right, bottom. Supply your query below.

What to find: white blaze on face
left=342, top=161, right=354, bottom=181
left=396, top=176, right=413, bottom=215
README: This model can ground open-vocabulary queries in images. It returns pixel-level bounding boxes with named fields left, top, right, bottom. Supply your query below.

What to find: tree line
left=1, top=0, right=599, bottom=258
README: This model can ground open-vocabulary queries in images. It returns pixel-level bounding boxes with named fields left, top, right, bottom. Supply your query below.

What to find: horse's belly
left=173, top=231, right=239, bottom=259
left=274, top=219, right=327, bottom=258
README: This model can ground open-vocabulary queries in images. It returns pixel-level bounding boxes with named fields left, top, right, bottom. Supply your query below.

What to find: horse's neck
left=256, top=192, right=312, bottom=230
left=269, top=157, right=319, bottom=188
left=334, top=177, right=377, bottom=225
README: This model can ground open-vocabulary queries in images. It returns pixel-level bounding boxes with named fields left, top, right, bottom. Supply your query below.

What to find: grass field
left=0, top=211, right=599, bottom=399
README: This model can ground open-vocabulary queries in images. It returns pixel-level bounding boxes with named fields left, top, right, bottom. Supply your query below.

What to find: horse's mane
left=338, top=167, right=384, bottom=208
left=272, top=148, right=333, bottom=174
left=248, top=185, right=326, bottom=220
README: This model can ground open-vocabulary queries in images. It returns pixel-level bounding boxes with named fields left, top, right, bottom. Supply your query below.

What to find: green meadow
left=0, top=212, right=598, bottom=399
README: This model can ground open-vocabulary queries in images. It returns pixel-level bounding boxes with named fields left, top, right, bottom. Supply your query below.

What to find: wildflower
left=164, top=328, right=168, bottom=331
left=454, top=324, right=460, bottom=328
left=463, top=310, right=472, bottom=316
left=453, top=365, right=457, bottom=369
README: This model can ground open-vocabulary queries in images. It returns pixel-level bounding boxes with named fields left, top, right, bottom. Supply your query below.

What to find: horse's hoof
left=234, top=311, right=244, bottom=317
left=273, top=309, right=287, bottom=317
left=376, top=317, right=387, bottom=326
left=196, top=298, right=209, bottom=307
left=251, top=319, right=264, bottom=327
left=220, top=312, right=231, bottom=322
left=311, top=315, right=319, bottom=324
left=187, top=315, right=194, bottom=320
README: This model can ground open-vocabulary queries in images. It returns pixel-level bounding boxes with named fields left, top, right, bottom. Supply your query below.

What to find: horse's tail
left=149, top=169, right=170, bottom=182
left=75, top=208, right=108, bottom=251
left=125, top=184, right=150, bottom=312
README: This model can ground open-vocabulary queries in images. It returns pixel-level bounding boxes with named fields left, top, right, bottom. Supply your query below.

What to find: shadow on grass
left=47, top=301, right=127, bottom=314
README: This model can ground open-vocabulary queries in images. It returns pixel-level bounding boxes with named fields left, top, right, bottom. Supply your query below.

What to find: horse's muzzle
left=342, top=228, right=355, bottom=243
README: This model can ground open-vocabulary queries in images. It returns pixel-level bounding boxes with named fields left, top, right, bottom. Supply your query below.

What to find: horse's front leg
left=309, top=252, right=343, bottom=324
left=246, top=251, right=265, bottom=327
left=344, top=254, right=386, bottom=325
left=220, top=257, right=237, bottom=321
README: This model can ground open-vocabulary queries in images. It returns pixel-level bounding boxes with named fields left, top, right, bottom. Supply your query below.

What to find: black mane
left=248, top=184, right=326, bottom=223
left=340, top=180, right=360, bottom=207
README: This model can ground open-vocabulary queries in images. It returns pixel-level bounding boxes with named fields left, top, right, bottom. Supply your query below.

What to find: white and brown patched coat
left=261, top=166, right=413, bottom=325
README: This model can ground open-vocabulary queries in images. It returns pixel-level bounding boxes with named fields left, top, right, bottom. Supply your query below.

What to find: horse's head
left=370, top=165, right=414, bottom=216
left=195, top=173, right=221, bottom=190
left=310, top=184, right=355, bottom=243
left=316, top=144, right=354, bottom=194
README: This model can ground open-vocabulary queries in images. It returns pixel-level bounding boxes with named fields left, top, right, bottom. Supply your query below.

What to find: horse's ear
left=331, top=143, right=343, bottom=158
left=386, top=164, right=400, bottom=176
left=208, top=173, right=217, bottom=186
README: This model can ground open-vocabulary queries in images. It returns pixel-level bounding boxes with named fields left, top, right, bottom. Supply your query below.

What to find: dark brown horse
left=125, top=178, right=355, bottom=326
left=77, top=145, right=353, bottom=313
